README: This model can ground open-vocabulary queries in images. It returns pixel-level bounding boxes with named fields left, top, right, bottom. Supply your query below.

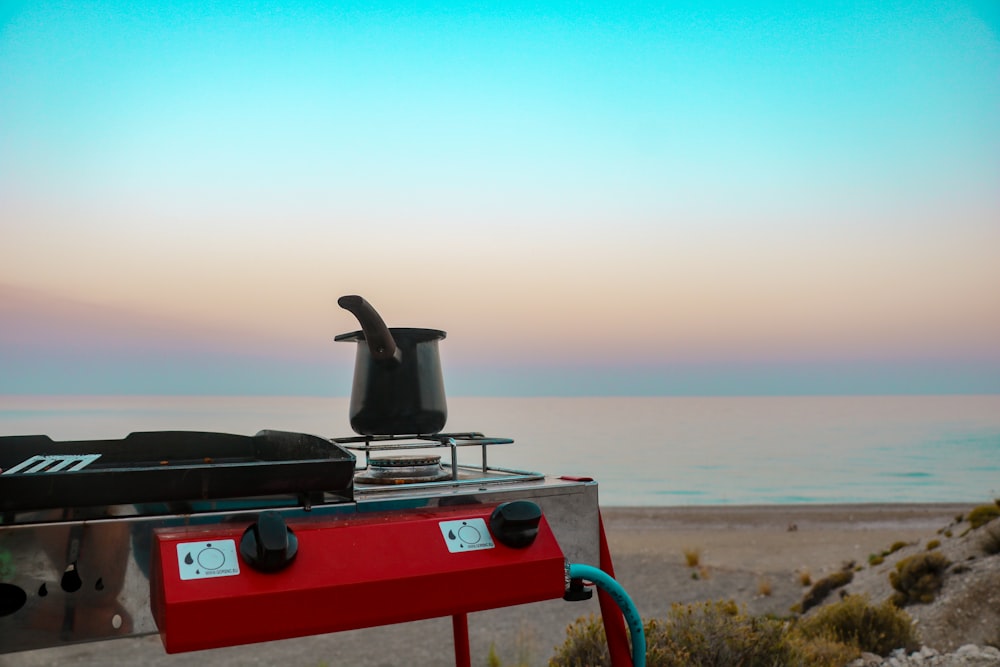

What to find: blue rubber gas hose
left=567, top=563, right=646, bottom=667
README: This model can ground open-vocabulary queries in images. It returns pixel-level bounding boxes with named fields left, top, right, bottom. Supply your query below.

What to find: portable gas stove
left=0, top=429, right=639, bottom=665
left=0, top=293, right=643, bottom=664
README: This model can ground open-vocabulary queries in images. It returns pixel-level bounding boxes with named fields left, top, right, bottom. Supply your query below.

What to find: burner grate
left=332, top=432, right=544, bottom=491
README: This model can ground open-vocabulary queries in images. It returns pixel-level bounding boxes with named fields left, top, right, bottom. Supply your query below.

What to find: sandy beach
left=0, top=502, right=972, bottom=667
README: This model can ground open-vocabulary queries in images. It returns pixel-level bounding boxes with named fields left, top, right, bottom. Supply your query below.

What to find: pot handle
left=337, top=295, right=401, bottom=365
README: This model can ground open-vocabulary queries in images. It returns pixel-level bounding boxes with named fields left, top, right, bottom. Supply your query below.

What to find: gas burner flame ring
left=354, top=454, right=451, bottom=485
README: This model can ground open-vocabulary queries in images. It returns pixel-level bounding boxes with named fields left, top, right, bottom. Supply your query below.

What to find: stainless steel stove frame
left=0, top=466, right=599, bottom=655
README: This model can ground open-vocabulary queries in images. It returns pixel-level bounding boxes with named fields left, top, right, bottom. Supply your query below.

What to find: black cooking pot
left=335, top=295, right=447, bottom=436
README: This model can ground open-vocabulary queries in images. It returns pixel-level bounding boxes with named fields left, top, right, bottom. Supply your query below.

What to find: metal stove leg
left=452, top=613, right=471, bottom=667
left=597, top=511, right=634, bottom=667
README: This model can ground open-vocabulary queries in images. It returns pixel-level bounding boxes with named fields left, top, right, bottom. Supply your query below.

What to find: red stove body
left=150, top=505, right=567, bottom=654
left=0, top=433, right=630, bottom=664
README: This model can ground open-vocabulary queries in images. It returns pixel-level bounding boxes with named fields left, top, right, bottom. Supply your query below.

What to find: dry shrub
left=549, top=614, right=611, bottom=666
left=795, top=569, right=854, bottom=614
left=867, top=540, right=910, bottom=567
left=889, top=552, right=950, bottom=606
left=788, top=634, right=860, bottom=666
left=925, top=539, right=941, bottom=551
left=646, top=601, right=796, bottom=667
left=980, top=523, right=1000, bottom=556
left=793, top=594, right=918, bottom=657
left=549, top=601, right=850, bottom=667
left=487, top=644, right=502, bottom=667
left=968, top=504, right=1000, bottom=529
left=757, top=577, right=773, bottom=597
left=798, top=569, right=812, bottom=586
left=682, top=547, right=701, bottom=567
left=888, top=541, right=909, bottom=554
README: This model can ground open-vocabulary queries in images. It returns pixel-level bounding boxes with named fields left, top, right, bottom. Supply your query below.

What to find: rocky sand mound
left=805, top=503, right=1000, bottom=666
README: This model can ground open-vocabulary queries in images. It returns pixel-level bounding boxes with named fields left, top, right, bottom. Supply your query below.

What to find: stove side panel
left=0, top=515, right=160, bottom=653
left=532, top=483, right=602, bottom=569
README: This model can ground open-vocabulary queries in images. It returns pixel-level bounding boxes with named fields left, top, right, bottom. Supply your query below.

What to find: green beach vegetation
left=793, top=568, right=854, bottom=614
left=888, top=552, right=951, bottom=606
left=968, top=503, right=1000, bottom=530
left=547, top=596, right=915, bottom=667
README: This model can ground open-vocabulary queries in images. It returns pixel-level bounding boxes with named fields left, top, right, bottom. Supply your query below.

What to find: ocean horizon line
left=4, top=391, right=1000, bottom=400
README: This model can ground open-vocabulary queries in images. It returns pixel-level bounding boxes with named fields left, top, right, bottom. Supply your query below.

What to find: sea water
left=1, top=394, right=997, bottom=506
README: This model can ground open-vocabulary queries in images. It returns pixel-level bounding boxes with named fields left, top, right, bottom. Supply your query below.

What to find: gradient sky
left=2, top=0, right=999, bottom=396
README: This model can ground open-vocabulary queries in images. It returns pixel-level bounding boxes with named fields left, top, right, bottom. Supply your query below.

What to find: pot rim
left=334, top=327, right=446, bottom=343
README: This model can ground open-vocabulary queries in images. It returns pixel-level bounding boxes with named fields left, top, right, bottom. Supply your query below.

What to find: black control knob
left=489, top=501, right=542, bottom=549
left=240, top=511, right=298, bottom=573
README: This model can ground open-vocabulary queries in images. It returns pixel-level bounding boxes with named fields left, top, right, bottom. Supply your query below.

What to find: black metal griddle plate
left=0, top=430, right=355, bottom=512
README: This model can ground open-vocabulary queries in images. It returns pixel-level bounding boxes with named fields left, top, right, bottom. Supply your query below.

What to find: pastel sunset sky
left=2, top=0, right=999, bottom=396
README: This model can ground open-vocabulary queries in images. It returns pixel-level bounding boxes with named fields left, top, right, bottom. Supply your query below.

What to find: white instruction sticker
left=439, top=518, right=495, bottom=553
left=176, top=540, right=241, bottom=580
